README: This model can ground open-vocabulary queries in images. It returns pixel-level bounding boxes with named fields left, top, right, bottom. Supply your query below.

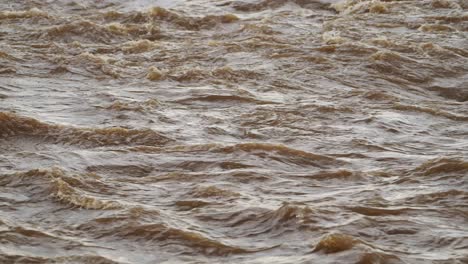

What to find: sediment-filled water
left=0, top=0, right=467, bottom=263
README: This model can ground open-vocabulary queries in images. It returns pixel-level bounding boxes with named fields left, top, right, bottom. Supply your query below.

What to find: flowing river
left=0, top=0, right=467, bottom=263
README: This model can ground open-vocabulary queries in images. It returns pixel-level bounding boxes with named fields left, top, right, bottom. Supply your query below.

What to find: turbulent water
left=0, top=0, right=467, bottom=263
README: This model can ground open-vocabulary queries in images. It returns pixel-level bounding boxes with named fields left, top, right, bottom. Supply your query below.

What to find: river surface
left=0, top=0, right=467, bottom=263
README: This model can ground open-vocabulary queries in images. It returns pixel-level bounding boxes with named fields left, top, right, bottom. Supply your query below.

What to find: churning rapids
left=0, top=0, right=467, bottom=263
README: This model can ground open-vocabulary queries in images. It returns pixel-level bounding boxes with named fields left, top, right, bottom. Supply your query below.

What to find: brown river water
left=1, top=0, right=467, bottom=263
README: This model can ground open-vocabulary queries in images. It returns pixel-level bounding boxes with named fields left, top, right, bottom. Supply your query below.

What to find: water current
left=0, top=0, right=467, bottom=263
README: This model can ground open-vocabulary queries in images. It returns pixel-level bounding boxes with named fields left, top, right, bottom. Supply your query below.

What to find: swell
left=0, top=168, right=123, bottom=209
left=0, top=112, right=172, bottom=148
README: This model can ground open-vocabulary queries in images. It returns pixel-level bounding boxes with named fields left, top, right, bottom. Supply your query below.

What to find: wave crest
left=0, top=112, right=172, bottom=147
left=1, top=168, right=123, bottom=210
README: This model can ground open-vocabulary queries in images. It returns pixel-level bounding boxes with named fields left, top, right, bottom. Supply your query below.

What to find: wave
left=33, top=18, right=162, bottom=44
left=367, top=51, right=433, bottom=84
left=392, top=103, right=468, bottom=121
left=313, top=232, right=361, bottom=253
left=0, top=254, right=123, bottom=264
left=393, top=158, right=468, bottom=184
left=312, top=232, right=403, bottom=263
left=1, top=168, right=123, bottom=209
left=356, top=252, right=403, bottom=264
left=162, top=66, right=262, bottom=83
left=146, top=66, right=164, bottom=81
left=97, top=99, right=159, bottom=113
left=0, top=8, right=48, bottom=20
left=196, top=204, right=317, bottom=238
left=121, top=39, right=157, bottom=54
left=175, top=200, right=214, bottom=210
left=347, top=206, right=407, bottom=216
left=76, top=209, right=253, bottom=257
left=426, top=13, right=468, bottom=24
left=174, top=94, right=271, bottom=105
left=308, top=170, right=363, bottom=181
left=368, top=49, right=462, bottom=85
left=86, top=164, right=154, bottom=178
left=427, top=84, right=468, bottom=102
left=148, top=7, right=239, bottom=30
left=37, top=20, right=125, bottom=44
left=231, top=0, right=334, bottom=12
left=121, top=223, right=248, bottom=256
left=413, top=158, right=468, bottom=176
left=190, top=185, right=240, bottom=198
left=419, top=24, right=456, bottom=33
left=0, top=112, right=172, bottom=148
left=431, top=0, right=463, bottom=9
left=219, top=143, right=343, bottom=166
left=116, top=7, right=238, bottom=31
left=419, top=42, right=462, bottom=59
left=0, top=50, right=22, bottom=62
left=107, top=22, right=162, bottom=41
left=0, top=225, right=84, bottom=248
left=332, top=0, right=389, bottom=15
left=0, top=222, right=122, bottom=263
left=253, top=203, right=316, bottom=229
left=124, top=143, right=344, bottom=170
left=404, top=189, right=467, bottom=205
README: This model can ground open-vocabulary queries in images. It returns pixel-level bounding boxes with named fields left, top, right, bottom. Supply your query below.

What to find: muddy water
left=0, top=0, right=467, bottom=263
